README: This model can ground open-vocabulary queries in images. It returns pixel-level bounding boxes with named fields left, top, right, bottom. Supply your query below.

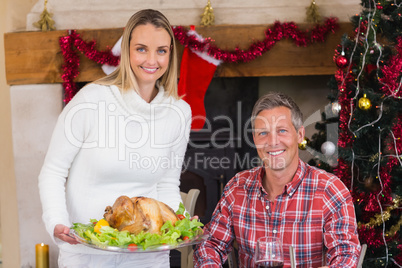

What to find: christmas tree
left=308, top=0, right=402, bottom=267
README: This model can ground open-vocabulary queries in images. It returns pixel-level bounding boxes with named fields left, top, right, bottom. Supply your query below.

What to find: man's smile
left=268, top=150, right=285, bottom=156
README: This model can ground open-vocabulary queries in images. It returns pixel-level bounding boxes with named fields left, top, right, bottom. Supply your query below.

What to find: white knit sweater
left=38, top=83, right=191, bottom=256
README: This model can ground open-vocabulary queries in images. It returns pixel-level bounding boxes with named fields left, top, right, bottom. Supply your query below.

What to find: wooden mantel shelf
left=4, top=23, right=353, bottom=85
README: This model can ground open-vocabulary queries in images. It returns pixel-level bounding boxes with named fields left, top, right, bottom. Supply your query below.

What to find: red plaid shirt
left=194, top=160, right=361, bottom=268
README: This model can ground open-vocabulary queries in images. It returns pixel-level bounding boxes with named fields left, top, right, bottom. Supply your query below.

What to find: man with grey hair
left=194, top=92, right=361, bottom=268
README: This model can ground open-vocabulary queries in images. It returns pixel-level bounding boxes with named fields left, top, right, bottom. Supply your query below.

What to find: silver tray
left=69, top=229, right=208, bottom=253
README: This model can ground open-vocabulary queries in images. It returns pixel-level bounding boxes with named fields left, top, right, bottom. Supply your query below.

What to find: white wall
left=2, top=0, right=361, bottom=267
left=26, top=0, right=361, bottom=31
left=0, top=0, right=29, bottom=267
left=10, top=85, right=63, bottom=268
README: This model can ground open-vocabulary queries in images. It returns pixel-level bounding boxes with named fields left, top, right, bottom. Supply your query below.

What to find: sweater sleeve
left=38, top=88, right=95, bottom=244
left=156, top=100, right=192, bottom=212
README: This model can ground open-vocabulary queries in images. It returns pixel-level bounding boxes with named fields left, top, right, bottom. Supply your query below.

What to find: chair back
left=357, top=244, right=367, bottom=268
left=178, top=189, right=200, bottom=268
left=180, top=189, right=200, bottom=216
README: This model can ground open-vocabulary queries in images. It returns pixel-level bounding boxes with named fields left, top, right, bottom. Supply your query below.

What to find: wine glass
left=254, top=236, right=284, bottom=268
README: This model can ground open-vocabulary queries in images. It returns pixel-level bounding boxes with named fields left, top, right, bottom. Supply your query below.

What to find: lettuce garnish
left=71, top=203, right=204, bottom=250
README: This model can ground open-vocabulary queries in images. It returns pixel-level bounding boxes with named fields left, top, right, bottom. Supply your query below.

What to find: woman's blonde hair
left=95, top=9, right=179, bottom=99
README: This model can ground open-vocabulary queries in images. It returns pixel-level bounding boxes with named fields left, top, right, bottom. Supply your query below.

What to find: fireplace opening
left=171, top=77, right=259, bottom=267
left=179, top=170, right=206, bottom=218
left=179, top=76, right=259, bottom=224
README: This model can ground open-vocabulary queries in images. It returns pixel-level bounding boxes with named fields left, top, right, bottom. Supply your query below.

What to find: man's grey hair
left=251, top=92, right=303, bottom=131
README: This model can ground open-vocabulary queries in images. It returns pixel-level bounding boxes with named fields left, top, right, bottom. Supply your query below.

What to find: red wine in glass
left=255, top=260, right=284, bottom=268
left=255, top=237, right=284, bottom=268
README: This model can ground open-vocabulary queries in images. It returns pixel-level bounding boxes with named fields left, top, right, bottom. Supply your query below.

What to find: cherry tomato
left=183, top=236, right=190, bottom=240
left=177, top=214, right=186, bottom=220
left=127, top=243, right=137, bottom=252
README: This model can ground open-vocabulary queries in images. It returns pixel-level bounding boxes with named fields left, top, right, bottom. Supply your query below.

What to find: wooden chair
left=178, top=189, right=200, bottom=268
left=357, top=244, right=367, bottom=268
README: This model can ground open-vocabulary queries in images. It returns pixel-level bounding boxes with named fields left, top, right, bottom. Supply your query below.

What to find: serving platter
left=69, top=229, right=208, bottom=253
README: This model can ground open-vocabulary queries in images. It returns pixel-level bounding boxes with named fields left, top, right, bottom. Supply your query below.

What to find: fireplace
left=179, top=77, right=259, bottom=224
left=170, top=77, right=259, bottom=267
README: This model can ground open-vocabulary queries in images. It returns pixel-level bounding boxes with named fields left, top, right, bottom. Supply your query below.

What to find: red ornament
left=365, top=64, right=377, bottom=74
left=336, top=55, right=349, bottom=69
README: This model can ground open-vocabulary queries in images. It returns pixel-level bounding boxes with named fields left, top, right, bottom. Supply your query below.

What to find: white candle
left=35, top=243, right=49, bottom=268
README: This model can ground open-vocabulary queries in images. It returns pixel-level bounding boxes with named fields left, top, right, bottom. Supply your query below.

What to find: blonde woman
left=38, top=9, right=191, bottom=267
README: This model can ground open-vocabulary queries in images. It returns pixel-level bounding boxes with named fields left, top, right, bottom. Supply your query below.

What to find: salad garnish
left=71, top=203, right=204, bottom=250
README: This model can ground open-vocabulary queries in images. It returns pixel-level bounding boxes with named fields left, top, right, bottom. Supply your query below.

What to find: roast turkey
left=103, top=196, right=179, bottom=235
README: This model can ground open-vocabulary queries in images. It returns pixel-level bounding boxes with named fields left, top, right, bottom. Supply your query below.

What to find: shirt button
left=265, top=205, right=269, bottom=210
left=273, top=230, right=277, bottom=234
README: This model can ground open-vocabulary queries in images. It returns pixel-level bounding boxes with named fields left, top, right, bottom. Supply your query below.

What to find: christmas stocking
left=101, top=36, right=122, bottom=75
left=178, top=30, right=222, bottom=130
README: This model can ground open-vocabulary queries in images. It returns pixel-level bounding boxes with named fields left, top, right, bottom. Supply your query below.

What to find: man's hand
left=54, top=224, right=79, bottom=244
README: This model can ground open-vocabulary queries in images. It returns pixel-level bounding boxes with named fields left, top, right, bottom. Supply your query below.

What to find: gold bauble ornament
left=358, top=94, right=372, bottom=110
left=298, top=137, right=310, bottom=150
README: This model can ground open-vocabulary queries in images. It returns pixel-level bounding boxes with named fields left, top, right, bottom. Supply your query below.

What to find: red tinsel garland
left=358, top=224, right=397, bottom=248
left=396, top=244, right=402, bottom=265
left=334, top=24, right=402, bottom=247
left=60, top=18, right=339, bottom=103
left=173, top=18, right=339, bottom=63
left=334, top=39, right=402, bottom=210
left=59, top=30, right=120, bottom=103
left=59, top=31, right=80, bottom=103
left=388, top=115, right=402, bottom=155
left=334, top=58, right=395, bottom=216
left=379, top=37, right=402, bottom=98
left=333, top=65, right=355, bottom=190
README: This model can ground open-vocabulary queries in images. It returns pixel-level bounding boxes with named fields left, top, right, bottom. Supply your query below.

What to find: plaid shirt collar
left=246, top=159, right=307, bottom=200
